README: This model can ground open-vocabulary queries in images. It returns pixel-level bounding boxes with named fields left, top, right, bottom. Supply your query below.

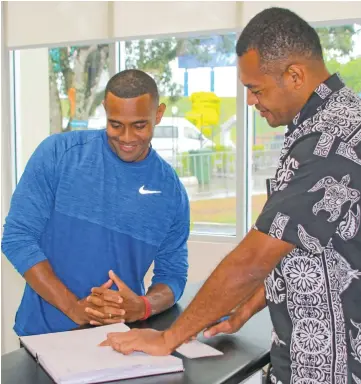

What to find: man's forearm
left=163, top=230, right=293, bottom=349
left=24, top=260, right=81, bottom=322
left=146, top=284, right=175, bottom=316
left=242, top=284, right=267, bottom=319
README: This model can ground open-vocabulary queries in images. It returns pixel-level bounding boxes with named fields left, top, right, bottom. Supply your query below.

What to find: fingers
left=106, top=333, right=135, bottom=355
left=90, top=320, right=103, bottom=326
left=111, top=342, right=134, bottom=355
left=90, top=289, right=123, bottom=309
left=85, top=307, right=125, bottom=319
left=120, top=344, right=135, bottom=355
left=88, top=313, right=126, bottom=326
left=86, top=306, right=126, bottom=326
left=90, top=318, right=125, bottom=326
left=85, top=307, right=106, bottom=319
left=87, top=295, right=103, bottom=307
left=109, top=270, right=128, bottom=291
left=107, top=332, right=122, bottom=338
left=91, top=288, right=123, bottom=303
left=204, top=320, right=232, bottom=338
left=99, top=335, right=134, bottom=355
left=101, top=279, right=113, bottom=289
left=103, top=291, right=123, bottom=304
left=91, top=287, right=107, bottom=296
left=87, top=294, right=122, bottom=308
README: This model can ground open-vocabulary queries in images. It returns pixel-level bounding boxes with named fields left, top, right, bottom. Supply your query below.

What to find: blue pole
left=210, top=68, right=215, bottom=92
left=184, top=69, right=189, bottom=97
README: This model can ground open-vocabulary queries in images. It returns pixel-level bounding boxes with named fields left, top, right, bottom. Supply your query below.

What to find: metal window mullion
left=235, top=49, right=249, bottom=242
left=108, top=42, right=117, bottom=77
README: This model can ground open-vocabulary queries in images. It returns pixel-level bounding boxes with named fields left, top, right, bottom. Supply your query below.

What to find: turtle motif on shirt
left=308, top=174, right=360, bottom=222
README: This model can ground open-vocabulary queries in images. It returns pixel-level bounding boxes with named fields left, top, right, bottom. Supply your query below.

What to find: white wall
left=6, top=1, right=110, bottom=48
left=6, top=1, right=361, bottom=49
left=113, top=1, right=240, bottom=39
left=15, top=48, right=50, bottom=178
left=241, top=1, right=361, bottom=25
left=6, top=1, right=241, bottom=48
left=187, top=240, right=235, bottom=282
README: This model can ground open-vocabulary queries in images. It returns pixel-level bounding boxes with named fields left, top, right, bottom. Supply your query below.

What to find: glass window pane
left=249, top=23, right=361, bottom=227
left=123, top=34, right=237, bottom=236
left=318, top=24, right=361, bottom=94
left=49, top=44, right=110, bottom=134
left=13, top=44, right=111, bottom=180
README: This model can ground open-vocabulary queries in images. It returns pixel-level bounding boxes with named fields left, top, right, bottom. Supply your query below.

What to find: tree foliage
left=317, top=25, right=356, bottom=60
left=316, top=25, right=361, bottom=93
left=124, top=34, right=236, bottom=104
left=49, top=45, right=109, bottom=133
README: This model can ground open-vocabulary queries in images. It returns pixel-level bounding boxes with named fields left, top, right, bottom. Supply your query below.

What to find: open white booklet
left=20, top=323, right=184, bottom=384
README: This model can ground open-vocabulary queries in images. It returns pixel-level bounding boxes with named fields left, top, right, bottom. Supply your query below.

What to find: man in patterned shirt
left=99, top=8, right=361, bottom=384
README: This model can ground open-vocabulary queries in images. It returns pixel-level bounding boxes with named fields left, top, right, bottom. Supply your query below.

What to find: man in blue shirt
left=2, top=69, right=190, bottom=336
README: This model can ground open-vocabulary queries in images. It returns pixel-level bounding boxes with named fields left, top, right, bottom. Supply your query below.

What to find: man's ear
left=155, top=103, right=166, bottom=125
left=285, top=64, right=306, bottom=90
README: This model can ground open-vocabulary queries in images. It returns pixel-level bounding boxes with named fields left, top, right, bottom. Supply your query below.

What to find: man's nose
left=120, top=127, right=136, bottom=142
left=246, top=89, right=258, bottom=106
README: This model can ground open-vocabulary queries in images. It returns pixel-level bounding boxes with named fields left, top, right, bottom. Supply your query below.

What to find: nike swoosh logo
left=139, top=185, right=162, bottom=195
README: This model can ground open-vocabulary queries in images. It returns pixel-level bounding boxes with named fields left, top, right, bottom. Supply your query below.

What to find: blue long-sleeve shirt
left=2, top=129, right=189, bottom=336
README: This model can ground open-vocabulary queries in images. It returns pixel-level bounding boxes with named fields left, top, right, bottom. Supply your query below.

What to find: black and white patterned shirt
left=255, top=74, right=361, bottom=384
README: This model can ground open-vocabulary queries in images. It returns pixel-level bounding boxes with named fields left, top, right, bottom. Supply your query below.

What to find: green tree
left=317, top=25, right=356, bottom=60
left=125, top=35, right=236, bottom=104
left=316, top=25, right=361, bottom=92
left=49, top=44, right=109, bottom=134
left=125, top=38, right=183, bottom=104
left=325, top=57, right=361, bottom=93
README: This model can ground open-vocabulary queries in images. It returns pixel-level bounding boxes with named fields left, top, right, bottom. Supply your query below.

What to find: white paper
left=21, top=323, right=131, bottom=357
left=176, top=340, right=223, bottom=358
left=20, top=324, right=184, bottom=384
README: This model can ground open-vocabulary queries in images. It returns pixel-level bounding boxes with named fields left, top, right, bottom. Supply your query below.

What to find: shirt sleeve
left=150, top=182, right=190, bottom=303
left=255, top=134, right=361, bottom=254
left=1, top=135, right=59, bottom=275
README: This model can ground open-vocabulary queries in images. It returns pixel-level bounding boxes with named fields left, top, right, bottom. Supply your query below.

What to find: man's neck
left=306, top=65, right=331, bottom=99
left=295, top=65, right=331, bottom=114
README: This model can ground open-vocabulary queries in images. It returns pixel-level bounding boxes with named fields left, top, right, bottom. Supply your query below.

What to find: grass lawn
left=190, top=194, right=268, bottom=226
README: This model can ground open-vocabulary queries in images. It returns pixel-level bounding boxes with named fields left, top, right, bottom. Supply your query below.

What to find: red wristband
left=139, top=296, right=151, bottom=321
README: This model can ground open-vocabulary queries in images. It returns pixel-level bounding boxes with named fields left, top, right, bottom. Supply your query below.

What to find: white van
left=151, top=117, right=214, bottom=163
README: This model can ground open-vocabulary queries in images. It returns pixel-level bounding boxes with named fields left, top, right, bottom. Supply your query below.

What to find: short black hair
left=236, top=7, right=323, bottom=71
left=105, top=69, right=159, bottom=104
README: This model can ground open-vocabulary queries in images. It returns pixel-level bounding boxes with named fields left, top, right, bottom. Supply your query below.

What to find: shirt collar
left=287, top=73, right=345, bottom=134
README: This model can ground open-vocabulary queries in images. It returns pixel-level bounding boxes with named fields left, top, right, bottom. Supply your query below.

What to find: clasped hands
left=71, top=270, right=146, bottom=326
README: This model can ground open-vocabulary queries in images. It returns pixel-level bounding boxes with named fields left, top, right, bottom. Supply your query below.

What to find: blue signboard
left=69, top=120, right=88, bottom=129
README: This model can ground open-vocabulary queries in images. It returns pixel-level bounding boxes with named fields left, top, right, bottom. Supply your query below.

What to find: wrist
left=63, top=296, right=78, bottom=317
left=162, top=328, right=178, bottom=353
left=66, top=298, right=85, bottom=324
left=139, top=296, right=152, bottom=321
